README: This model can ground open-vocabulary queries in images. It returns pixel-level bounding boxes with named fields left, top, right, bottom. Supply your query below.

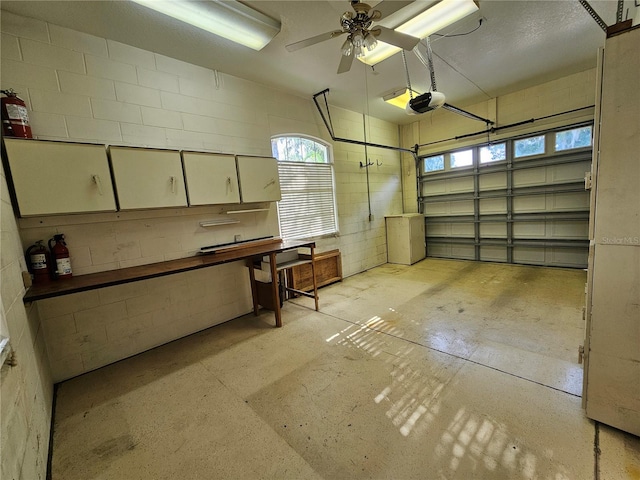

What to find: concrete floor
left=50, top=258, right=640, bottom=479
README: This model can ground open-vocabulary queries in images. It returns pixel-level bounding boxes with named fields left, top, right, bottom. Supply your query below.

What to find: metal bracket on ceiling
left=312, top=89, right=418, bottom=158
left=578, top=0, right=608, bottom=32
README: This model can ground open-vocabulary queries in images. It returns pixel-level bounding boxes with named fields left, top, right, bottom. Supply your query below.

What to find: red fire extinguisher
left=1, top=89, right=33, bottom=138
left=25, top=241, right=52, bottom=284
left=49, top=234, right=72, bottom=279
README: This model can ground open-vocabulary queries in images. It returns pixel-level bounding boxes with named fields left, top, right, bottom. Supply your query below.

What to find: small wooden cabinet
left=182, top=152, right=240, bottom=206
left=236, top=156, right=281, bottom=203
left=3, top=138, right=116, bottom=216
left=286, top=249, right=342, bottom=292
left=109, top=146, right=187, bottom=210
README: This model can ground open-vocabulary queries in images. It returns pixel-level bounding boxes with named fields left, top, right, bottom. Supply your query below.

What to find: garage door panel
left=551, top=248, right=588, bottom=267
left=513, top=167, right=546, bottom=186
left=426, top=223, right=450, bottom=236
left=551, top=221, right=589, bottom=239
left=480, top=246, right=507, bottom=262
left=513, top=195, right=546, bottom=212
left=550, top=192, right=589, bottom=210
left=451, top=245, right=475, bottom=259
left=550, top=162, right=590, bottom=182
left=427, top=244, right=451, bottom=257
left=451, top=224, right=475, bottom=237
left=481, top=223, right=507, bottom=238
left=448, top=177, right=474, bottom=193
left=479, top=198, right=507, bottom=214
left=514, top=223, right=546, bottom=237
left=513, top=247, right=545, bottom=264
left=450, top=200, right=474, bottom=214
left=480, top=172, right=507, bottom=190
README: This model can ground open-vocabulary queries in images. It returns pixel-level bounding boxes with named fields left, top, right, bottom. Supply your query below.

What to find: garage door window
left=480, top=143, right=506, bottom=164
left=555, top=126, right=592, bottom=151
left=271, top=135, right=338, bottom=240
left=514, top=135, right=545, bottom=158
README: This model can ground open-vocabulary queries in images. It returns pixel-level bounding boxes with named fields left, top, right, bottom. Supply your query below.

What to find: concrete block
left=41, top=313, right=76, bottom=338
left=65, top=116, right=122, bottom=142
left=136, top=67, right=179, bottom=93
left=20, top=38, right=85, bottom=73
left=85, top=54, right=137, bottom=84
left=141, top=106, right=182, bottom=129
left=89, top=240, right=141, bottom=265
left=1, top=11, right=49, bottom=42
left=120, top=122, right=167, bottom=146
left=1, top=33, right=21, bottom=61
left=58, top=70, right=116, bottom=100
left=91, top=98, right=142, bottom=124
left=28, top=111, right=68, bottom=138
left=114, top=82, right=161, bottom=110
left=1, top=59, right=59, bottom=92
left=155, top=53, right=211, bottom=80
left=49, top=24, right=108, bottom=57
left=107, top=40, right=156, bottom=70
left=125, top=291, right=171, bottom=317
left=37, top=290, right=100, bottom=319
left=29, top=89, right=92, bottom=117
left=74, top=301, right=128, bottom=333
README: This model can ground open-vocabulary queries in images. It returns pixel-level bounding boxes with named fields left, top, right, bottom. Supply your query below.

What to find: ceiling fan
left=405, top=37, right=493, bottom=124
left=285, top=0, right=420, bottom=74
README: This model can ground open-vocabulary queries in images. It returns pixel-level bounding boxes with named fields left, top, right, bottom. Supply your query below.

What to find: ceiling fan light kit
left=361, top=0, right=480, bottom=66
left=130, top=0, right=281, bottom=51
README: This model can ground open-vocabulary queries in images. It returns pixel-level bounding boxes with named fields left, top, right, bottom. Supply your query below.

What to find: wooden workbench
left=23, top=238, right=319, bottom=328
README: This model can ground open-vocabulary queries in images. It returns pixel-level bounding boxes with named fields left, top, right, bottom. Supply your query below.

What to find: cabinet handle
left=227, top=176, right=232, bottom=192
left=92, top=175, right=104, bottom=196
left=170, top=176, right=176, bottom=194
left=264, top=178, right=276, bottom=189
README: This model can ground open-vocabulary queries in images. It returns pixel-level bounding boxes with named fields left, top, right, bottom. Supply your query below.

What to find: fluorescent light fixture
left=130, top=0, right=281, bottom=51
left=383, top=87, right=420, bottom=108
left=362, top=0, right=479, bottom=65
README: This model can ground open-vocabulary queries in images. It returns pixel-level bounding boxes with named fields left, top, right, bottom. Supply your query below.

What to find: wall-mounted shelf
left=199, top=218, right=240, bottom=227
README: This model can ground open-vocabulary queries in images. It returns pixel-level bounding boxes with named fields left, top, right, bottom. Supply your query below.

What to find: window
left=271, top=135, right=338, bottom=240
left=480, top=143, right=506, bottom=163
left=514, top=135, right=545, bottom=158
left=555, top=126, right=592, bottom=151
left=451, top=149, right=473, bottom=168
left=424, top=154, right=444, bottom=172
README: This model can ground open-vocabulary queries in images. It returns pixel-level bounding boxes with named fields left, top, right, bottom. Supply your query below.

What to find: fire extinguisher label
left=6, top=104, right=29, bottom=124
left=30, top=253, right=47, bottom=269
left=56, top=258, right=72, bottom=275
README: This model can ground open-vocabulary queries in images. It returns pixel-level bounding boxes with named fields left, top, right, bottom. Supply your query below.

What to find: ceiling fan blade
left=374, top=26, right=419, bottom=51
left=369, top=0, right=414, bottom=20
left=286, top=30, right=346, bottom=52
left=337, top=50, right=355, bottom=74
left=443, top=103, right=495, bottom=124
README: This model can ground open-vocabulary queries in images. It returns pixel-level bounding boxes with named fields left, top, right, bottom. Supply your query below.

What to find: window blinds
left=277, top=161, right=337, bottom=240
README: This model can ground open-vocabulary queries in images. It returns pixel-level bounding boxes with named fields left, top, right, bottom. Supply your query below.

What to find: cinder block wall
left=0, top=12, right=402, bottom=387
left=1, top=160, right=53, bottom=480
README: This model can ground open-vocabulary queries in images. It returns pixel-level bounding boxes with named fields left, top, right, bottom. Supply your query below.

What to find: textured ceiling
left=0, top=1, right=625, bottom=125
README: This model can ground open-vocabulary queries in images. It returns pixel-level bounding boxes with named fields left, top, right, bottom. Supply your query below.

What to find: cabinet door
left=110, top=147, right=187, bottom=210
left=182, top=152, right=240, bottom=206
left=3, top=138, right=116, bottom=216
left=236, top=156, right=281, bottom=203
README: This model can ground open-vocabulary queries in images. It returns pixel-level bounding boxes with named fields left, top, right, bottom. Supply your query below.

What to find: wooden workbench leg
left=310, top=245, right=319, bottom=311
left=247, top=259, right=260, bottom=316
left=269, top=252, right=282, bottom=327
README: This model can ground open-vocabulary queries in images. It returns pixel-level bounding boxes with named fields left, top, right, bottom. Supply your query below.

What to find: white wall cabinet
left=386, top=214, right=426, bottom=265
left=3, top=138, right=117, bottom=216
left=110, top=146, right=187, bottom=210
left=236, top=156, right=281, bottom=203
left=583, top=28, right=640, bottom=437
left=182, top=152, right=240, bottom=206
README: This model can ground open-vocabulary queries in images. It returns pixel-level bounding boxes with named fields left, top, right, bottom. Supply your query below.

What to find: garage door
left=419, top=124, right=592, bottom=268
